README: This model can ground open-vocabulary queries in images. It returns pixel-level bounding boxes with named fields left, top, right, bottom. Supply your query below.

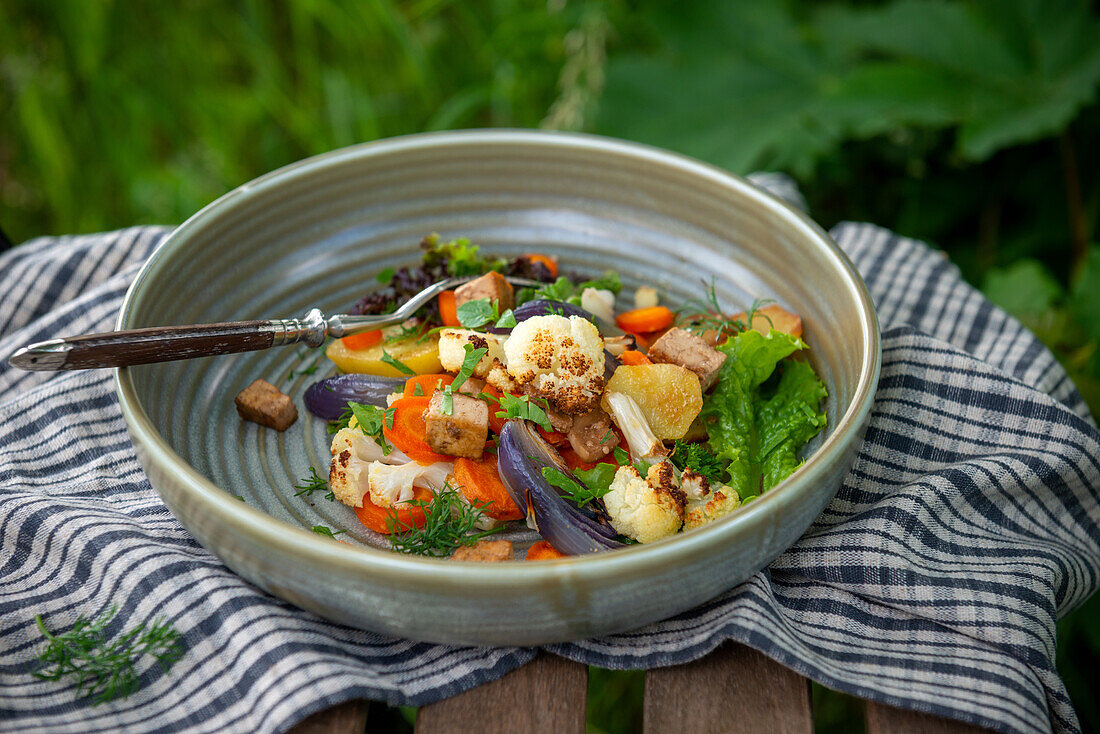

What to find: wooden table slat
left=288, top=699, right=368, bottom=734
left=415, top=654, right=588, bottom=734
left=865, top=700, right=995, bottom=734
left=643, top=642, right=812, bottom=734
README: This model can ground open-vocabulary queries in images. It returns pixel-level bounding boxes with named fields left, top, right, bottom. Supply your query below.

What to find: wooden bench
left=290, top=642, right=993, bottom=733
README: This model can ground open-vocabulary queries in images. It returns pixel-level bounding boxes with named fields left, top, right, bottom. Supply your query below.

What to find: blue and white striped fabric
left=2, top=184, right=1098, bottom=733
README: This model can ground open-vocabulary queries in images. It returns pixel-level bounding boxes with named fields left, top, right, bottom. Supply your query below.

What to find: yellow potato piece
left=326, top=335, right=443, bottom=376
left=606, top=364, right=703, bottom=440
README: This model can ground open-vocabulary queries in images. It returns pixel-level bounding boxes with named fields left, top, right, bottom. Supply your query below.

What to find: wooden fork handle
left=8, top=321, right=278, bottom=370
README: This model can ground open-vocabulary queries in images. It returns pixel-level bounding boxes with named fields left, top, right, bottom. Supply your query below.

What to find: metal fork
left=7, top=275, right=544, bottom=371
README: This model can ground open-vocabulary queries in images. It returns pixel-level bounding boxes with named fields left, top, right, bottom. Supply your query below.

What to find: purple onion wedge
left=497, top=420, right=622, bottom=555
left=304, top=373, right=406, bottom=420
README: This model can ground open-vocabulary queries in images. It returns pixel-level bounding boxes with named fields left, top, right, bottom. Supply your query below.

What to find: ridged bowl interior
left=116, top=130, right=879, bottom=645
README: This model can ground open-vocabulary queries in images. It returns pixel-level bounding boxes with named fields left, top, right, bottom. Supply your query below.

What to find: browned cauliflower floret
left=504, top=314, right=605, bottom=415
left=680, top=468, right=741, bottom=530
left=602, top=461, right=685, bottom=543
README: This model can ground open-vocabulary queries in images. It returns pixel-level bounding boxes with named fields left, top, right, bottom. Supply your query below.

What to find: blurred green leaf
left=1070, top=246, right=1100, bottom=345
left=982, top=260, right=1064, bottom=319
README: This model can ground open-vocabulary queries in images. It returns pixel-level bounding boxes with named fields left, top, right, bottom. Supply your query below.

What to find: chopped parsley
left=495, top=309, right=517, bottom=329
left=669, top=440, right=728, bottom=485
left=376, top=266, right=396, bottom=284
left=386, top=484, right=502, bottom=556
left=442, top=344, right=488, bottom=415
left=494, top=393, right=554, bottom=432
left=349, top=402, right=394, bottom=455
left=540, top=465, right=614, bottom=508
left=312, top=525, right=346, bottom=538
left=381, top=350, right=416, bottom=376
left=456, top=298, right=500, bottom=329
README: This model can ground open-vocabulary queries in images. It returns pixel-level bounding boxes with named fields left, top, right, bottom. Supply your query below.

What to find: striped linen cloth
left=2, top=182, right=1098, bottom=733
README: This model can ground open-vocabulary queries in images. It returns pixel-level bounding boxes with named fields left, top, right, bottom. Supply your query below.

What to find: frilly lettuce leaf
left=700, top=329, right=826, bottom=498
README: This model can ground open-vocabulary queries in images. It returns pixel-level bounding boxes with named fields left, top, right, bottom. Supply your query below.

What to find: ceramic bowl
left=115, top=130, right=880, bottom=645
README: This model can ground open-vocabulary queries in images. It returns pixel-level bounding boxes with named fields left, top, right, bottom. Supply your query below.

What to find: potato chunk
left=605, top=364, right=702, bottom=440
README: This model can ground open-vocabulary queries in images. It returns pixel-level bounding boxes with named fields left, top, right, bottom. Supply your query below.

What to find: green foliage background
left=3, top=0, right=1099, bottom=730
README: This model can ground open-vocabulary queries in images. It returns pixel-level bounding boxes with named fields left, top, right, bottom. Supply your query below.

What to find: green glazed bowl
left=115, top=130, right=880, bottom=646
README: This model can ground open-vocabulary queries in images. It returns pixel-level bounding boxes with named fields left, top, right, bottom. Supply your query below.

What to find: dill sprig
left=294, top=467, right=334, bottom=501
left=680, top=280, right=773, bottom=338
left=32, top=606, right=184, bottom=704
left=386, top=484, right=502, bottom=557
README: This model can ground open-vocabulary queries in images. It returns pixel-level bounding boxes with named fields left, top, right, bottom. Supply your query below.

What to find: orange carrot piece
left=523, top=253, right=559, bottom=278
left=453, top=454, right=523, bottom=521
left=526, top=540, right=568, bottom=560
left=439, top=290, right=460, bottom=327
left=618, top=349, right=652, bottom=366
left=382, top=396, right=452, bottom=464
left=341, top=330, right=383, bottom=351
left=354, top=486, right=433, bottom=534
left=403, top=373, right=454, bottom=398
left=616, top=306, right=675, bottom=334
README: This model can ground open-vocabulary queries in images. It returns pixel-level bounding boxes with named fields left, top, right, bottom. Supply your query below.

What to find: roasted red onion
left=497, top=420, right=622, bottom=555
left=304, top=374, right=405, bottom=420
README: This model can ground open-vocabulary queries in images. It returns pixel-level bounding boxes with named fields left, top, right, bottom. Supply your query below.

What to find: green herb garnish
left=349, top=402, right=394, bottom=456
left=381, top=350, right=416, bottom=375
left=441, top=343, right=488, bottom=415
left=533, top=277, right=576, bottom=302
left=413, top=382, right=424, bottom=396
left=327, top=405, right=354, bottom=434
left=293, top=466, right=332, bottom=498
left=613, top=446, right=630, bottom=465
left=494, top=393, right=554, bottom=432
left=669, top=440, right=728, bottom=485
left=495, top=309, right=517, bottom=328
left=456, top=298, right=500, bottom=329
left=540, top=465, right=614, bottom=508
left=376, top=266, right=396, bottom=284
left=32, top=606, right=184, bottom=704
left=312, top=525, right=346, bottom=538
left=386, top=484, right=502, bottom=556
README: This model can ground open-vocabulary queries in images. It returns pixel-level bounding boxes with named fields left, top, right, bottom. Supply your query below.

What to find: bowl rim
left=114, top=129, right=881, bottom=590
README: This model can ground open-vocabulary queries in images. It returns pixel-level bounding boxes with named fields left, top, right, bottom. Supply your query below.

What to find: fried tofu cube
left=647, top=327, right=727, bottom=391
left=234, top=379, right=298, bottom=431
left=450, top=539, right=513, bottom=562
left=423, top=390, right=489, bottom=459
left=455, top=271, right=515, bottom=311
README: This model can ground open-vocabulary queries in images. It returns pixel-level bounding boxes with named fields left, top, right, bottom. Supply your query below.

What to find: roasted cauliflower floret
left=438, top=329, right=506, bottom=378
left=366, top=461, right=452, bottom=508
left=503, top=314, right=605, bottom=415
left=602, top=462, right=685, bottom=543
left=328, top=425, right=406, bottom=507
left=681, top=468, right=742, bottom=530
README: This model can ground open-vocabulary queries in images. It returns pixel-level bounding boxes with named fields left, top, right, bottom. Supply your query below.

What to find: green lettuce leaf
left=701, top=329, right=824, bottom=498
left=757, top=360, right=828, bottom=490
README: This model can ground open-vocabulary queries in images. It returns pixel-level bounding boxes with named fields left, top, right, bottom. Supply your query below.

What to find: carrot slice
left=382, top=396, right=452, bottom=464
left=439, top=290, right=460, bottom=327
left=526, top=540, right=567, bottom=560
left=354, top=486, right=433, bottom=534
left=341, top=330, right=383, bottom=350
left=403, top=373, right=454, bottom=398
left=523, top=253, right=559, bottom=278
left=616, top=306, right=674, bottom=334
left=453, top=454, right=523, bottom=521
left=618, top=349, right=652, bottom=366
